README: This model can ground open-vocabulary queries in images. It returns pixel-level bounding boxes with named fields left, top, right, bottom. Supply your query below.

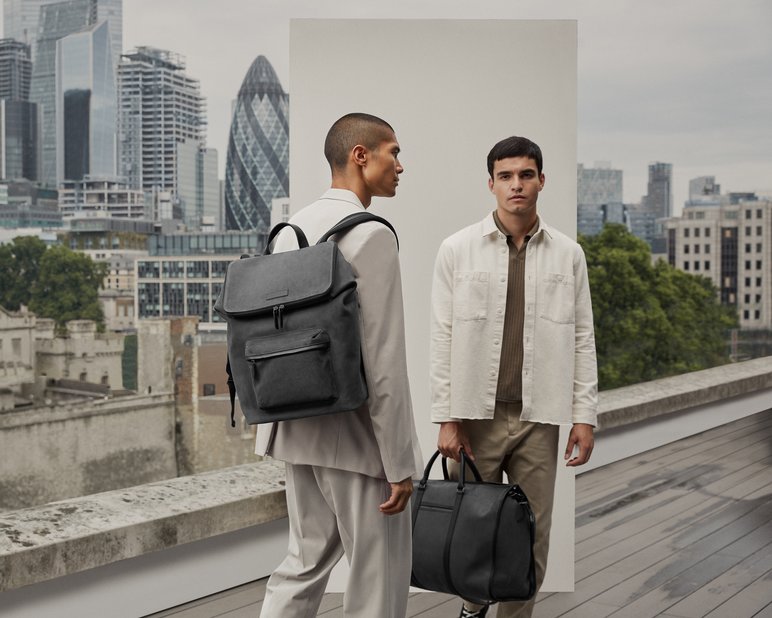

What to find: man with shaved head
left=258, top=113, right=422, bottom=618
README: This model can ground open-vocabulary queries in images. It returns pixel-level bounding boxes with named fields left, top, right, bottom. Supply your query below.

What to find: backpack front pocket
left=245, top=328, right=338, bottom=410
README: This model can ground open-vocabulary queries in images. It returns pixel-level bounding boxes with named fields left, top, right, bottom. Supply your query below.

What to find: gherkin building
left=225, top=55, right=289, bottom=231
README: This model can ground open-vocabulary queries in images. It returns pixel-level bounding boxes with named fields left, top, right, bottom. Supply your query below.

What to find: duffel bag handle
left=264, top=222, right=309, bottom=255
left=419, top=449, right=483, bottom=492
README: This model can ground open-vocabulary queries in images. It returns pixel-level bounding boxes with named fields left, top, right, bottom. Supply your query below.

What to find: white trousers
left=260, top=462, right=412, bottom=618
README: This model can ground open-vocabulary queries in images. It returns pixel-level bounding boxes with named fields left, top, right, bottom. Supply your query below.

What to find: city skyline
left=2, top=0, right=771, bottom=213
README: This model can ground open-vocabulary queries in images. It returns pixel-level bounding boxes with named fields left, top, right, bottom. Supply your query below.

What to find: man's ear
left=352, top=144, right=368, bottom=168
left=488, top=177, right=494, bottom=193
left=538, top=173, right=545, bottom=191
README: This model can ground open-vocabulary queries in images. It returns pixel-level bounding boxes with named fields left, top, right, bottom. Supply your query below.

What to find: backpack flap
left=217, top=242, right=338, bottom=318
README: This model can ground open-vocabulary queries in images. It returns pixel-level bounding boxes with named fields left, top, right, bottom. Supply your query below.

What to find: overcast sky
left=8, top=0, right=772, bottom=212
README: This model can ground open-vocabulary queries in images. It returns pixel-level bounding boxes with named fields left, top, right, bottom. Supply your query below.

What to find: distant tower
left=224, top=55, right=288, bottom=232
left=27, top=0, right=122, bottom=186
left=643, top=162, right=673, bottom=220
left=0, top=38, right=40, bottom=181
left=576, top=162, right=624, bottom=236
left=118, top=46, right=207, bottom=224
left=55, top=20, right=115, bottom=182
left=0, top=38, right=32, bottom=99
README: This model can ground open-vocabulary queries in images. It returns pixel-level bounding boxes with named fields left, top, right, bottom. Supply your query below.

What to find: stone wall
left=0, top=393, right=176, bottom=511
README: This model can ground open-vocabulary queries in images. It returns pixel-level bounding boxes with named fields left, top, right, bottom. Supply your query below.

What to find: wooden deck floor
left=147, top=411, right=772, bottom=617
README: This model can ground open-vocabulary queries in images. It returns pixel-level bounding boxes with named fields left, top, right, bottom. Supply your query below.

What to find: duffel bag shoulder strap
left=318, top=212, right=399, bottom=250
left=264, top=222, right=310, bottom=255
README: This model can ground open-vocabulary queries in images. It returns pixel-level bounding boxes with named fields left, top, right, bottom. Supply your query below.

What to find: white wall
left=290, top=19, right=578, bottom=591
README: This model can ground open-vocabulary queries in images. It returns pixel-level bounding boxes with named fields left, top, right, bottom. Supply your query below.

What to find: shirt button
left=500, top=276, right=506, bottom=282
left=494, top=340, right=500, bottom=346
left=497, top=308, right=503, bottom=314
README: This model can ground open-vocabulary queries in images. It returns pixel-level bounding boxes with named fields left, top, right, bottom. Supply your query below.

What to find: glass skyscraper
left=224, top=55, right=288, bottom=232
left=28, top=0, right=122, bottom=186
left=55, top=20, right=115, bottom=182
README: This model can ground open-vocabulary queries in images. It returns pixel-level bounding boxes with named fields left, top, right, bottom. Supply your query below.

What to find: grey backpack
left=213, top=212, right=397, bottom=426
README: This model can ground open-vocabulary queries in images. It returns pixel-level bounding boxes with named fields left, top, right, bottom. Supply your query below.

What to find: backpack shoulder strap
left=318, top=212, right=399, bottom=250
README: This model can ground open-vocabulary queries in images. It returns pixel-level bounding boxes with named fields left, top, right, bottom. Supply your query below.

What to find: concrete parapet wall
left=597, top=356, right=772, bottom=430
left=0, top=461, right=286, bottom=592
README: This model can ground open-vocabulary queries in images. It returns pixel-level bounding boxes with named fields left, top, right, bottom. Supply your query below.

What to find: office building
left=224, top=55, right=288, bottom=232
left=135, top=255, right=236, bottom=327
left=577, top=162, right=624, bottom=236
left=176, top=142, right=219, bottom=230
left=56, top=20, right=116, bottom=183
left=0, top=179, right=59, bottom=227
left=58, top=176, right=146, bottom=219
left=642, top=162, right=673, bottom=220
left=663, top=193, right=772, bottom=329
left=117, top=47, right=206, bottom=218
left=688, top=176, right=721, bottom=204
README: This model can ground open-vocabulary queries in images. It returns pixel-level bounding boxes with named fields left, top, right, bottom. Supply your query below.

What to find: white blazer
left=256, top=188, right=422, bottom=483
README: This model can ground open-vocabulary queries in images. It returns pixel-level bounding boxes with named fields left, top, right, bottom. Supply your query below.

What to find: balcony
left=1, top=359, right=771, bottom=617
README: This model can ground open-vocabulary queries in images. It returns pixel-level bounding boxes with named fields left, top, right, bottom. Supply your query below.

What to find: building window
left=685, top=245, right=690, bottom=254
left=757, top=277, right=762, bottom=287
left=12, top=338, right=22, bottom=359
left=745, top=226, right=752, bottom=236
left=746, top=244, right=752, bottom=253
left=695, top=262, right=700, bottom=271
left=755, top=310, right=761, bottom=319
left=758, top=226, right=763, bottom=235
left=757, top=209, right=763, bottom=219
left=705, top=228, right=711, bottom=237
left=756, top=294, right=762, bottom=303
left=705, top=261, right=710, bottom=270
left=695, top=228, right=701, bottom=238
left=745, top=210, right=752, bottom=219
left=684, top=228, right=690, bottom=238
left=745, top=261, right=751, bottom=270
left=757, top=243, right=762, bottom=252
left=203, top=383, right=216, bottom=396
left=705, top=244, right=710, bottom=253
left=744, top=310, right=750, bottom=319
left=745, top=294, right=751, bottom=304
left=695, top=245, right=700, bottom=254
left=757, top=261, right=762, bottom=270
left=745, top=277, right=752, bottom=287
left=684, top=262, right=690, bottom=271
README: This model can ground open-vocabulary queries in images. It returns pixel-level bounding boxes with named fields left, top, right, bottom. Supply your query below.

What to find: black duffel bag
left=410, top=449, right=536, bottom=605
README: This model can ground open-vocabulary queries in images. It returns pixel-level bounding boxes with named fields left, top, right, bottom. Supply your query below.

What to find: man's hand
left=379, top=477, right=413, bottom=515
left=437, top=421, right=474, bottom=462
left=564, top=423, right=594, bottom=467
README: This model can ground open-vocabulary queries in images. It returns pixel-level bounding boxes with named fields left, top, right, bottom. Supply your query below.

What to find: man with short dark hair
left=431, top=136, right=598, bottom=618
left=257, top=113, right=422, bottom=617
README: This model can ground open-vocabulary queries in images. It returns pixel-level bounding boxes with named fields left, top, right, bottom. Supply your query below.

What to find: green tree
left=580, top=224, right=737, bottom=390
left=0, top=236, right=47, bottom=310
left=29, top=245, right=107, bottom=330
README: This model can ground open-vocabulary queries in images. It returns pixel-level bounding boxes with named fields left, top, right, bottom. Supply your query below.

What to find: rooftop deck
left=149, top=410, right=772, bottom=618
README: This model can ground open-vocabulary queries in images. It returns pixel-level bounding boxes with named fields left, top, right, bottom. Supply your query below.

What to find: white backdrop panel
left=289, top=18, right=578, bottom=592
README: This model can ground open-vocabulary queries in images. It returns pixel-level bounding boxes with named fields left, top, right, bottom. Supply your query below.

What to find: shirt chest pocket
left=538, top=272, right=575, bottom=324
left=452, top=271, right=490, bottom=321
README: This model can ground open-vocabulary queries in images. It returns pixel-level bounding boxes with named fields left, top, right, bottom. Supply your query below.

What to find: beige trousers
left=448, top=401, right=559, bottom=618
left=260, top=462, right=412, bottom=618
